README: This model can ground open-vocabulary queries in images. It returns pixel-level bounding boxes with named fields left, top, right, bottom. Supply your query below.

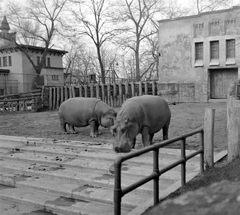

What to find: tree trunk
left=97, top=45, right=105, bottom=84
left=135, top=43, right=140, bottom=81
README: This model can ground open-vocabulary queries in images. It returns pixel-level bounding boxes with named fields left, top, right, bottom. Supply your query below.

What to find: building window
left=52, top=75, right=58, bottom=80
left=37, top=56, right=40, bottom=65
left=0, top=57, right=2, bottom=67
left=47, top=57, right=51, bottom=67
left=8, top=56, right=12, bottom=66
left=3, top=56, right=7, bottom=67
left=210, top=41, right=219, bottom=59
left=194, top=42, right=203, bottom=67
left=226, top=39, right=235, bottom=58
left=226, top=39, right=235, bottom=65
left=195, top=42, right=203, bottom=60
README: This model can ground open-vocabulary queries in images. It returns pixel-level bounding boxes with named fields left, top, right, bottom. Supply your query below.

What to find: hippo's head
left=100, top=109, right=117, bottom=128
left=111, top=117, right=139, bottom=153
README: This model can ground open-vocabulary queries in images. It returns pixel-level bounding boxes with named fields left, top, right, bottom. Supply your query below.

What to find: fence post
left=119, top=82, right=123, bottom=105
left=131, top=82, right=134, bottom=97
left=204, top=108, right=215, bottom=168
left=152, top=81, right=156, bottom=95
left=144, top=82, right=148, bottom=95
left=139, top=81, right=142, bottom=96
left=96, top=83, right=100, bottom=99
left=49, top=87, right=52, bottom=110
left=227, top=95, right=240, bottom=162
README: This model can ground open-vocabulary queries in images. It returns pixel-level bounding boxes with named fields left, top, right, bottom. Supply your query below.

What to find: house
left=158, top=6, right=240, bottom=102
left=0, top=16, right=67, bottom=95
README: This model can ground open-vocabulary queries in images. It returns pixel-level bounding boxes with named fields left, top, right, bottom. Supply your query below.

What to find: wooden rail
left=0, top=88, right=43, bottom=113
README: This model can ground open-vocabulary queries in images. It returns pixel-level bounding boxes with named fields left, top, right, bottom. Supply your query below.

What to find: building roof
left=0, top=44, right=68, bottom=55
left=158, top=5, right=240, bottom=23
left=0, top=16, right=10, bottom=31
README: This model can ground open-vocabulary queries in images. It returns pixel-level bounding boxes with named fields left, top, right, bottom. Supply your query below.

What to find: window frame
left=3, top=56, right=7, bottom=67
left=194, top=42, right=204, bottom=67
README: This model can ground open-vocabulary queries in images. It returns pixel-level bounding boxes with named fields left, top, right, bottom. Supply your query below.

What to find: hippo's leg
left=69, top=125, right=78, bottom=134
left=60, top=121, right=68, bottom=134
left=162, top=120, right=170, bottom=140
left=149, top=134, right=154, bottom=145
left=132, top=138, right=136, bottom=148
left=142, top=126, right=150, bottom=147
left=90, top=120, right=97, bottom=138
left=94, top=122, right=102, bottom=136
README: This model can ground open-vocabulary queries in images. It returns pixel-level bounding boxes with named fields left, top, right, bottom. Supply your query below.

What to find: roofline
left=158, top=5, right=240, bottom=23
left=0, top=44, right=68, bottom=55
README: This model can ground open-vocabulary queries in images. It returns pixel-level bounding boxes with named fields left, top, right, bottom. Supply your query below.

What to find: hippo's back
left=123, top=95, right=171, bottom=133
left=58, top=97, right=100, bottom=126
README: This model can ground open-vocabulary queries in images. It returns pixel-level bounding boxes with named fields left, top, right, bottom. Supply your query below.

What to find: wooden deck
left=0, top=135, right=227, bottom=215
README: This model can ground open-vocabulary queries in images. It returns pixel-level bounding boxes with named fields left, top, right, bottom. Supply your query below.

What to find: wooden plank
left=107, top=83, right=111, bottom=105
left=152, top=81, right=156, bottom=95
left=53, top=87, right=56, bottom=110
left=144, top=82, right=148, bottom=95
left=72, top=86, right=76, bottom=98
left=60, top=87, right=64, bottom=105
left=90, top=84, right=94, bottom=98
left=131, top=82, right=135, bottom=97
left=84, top=85, right=88, bottom=98
left=119, top=83, right=123, bottom=106
left=96, top=83, right=100, bottom=99
left=64, top=86, right=68, bottom=101
left=49, top=87, right=53, bottom=110
left=56, top=87, right=60, bottom=109
left=204, top=108, right=215, bottom=168
left=113, top=83, right=117, bottom=106
left=79, top=85, right=83, bottom=97
left=139, top=81, right=142, bottom=96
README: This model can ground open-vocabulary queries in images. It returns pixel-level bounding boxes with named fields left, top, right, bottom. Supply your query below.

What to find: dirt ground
left=0, top=102, right=227, bottom=152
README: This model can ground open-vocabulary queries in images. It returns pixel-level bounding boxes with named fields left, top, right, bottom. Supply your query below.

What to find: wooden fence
left=0, top=88, right=43, bottom=113
left=47, top=81, right=158, bottom=110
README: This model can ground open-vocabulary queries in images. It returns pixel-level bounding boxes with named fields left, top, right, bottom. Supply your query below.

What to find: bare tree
left=66, top=0, right=116, bottom=84
left=196, top=0, right=232, bottom=14
left=5, top=0, right=68, bottom=75
left=111, top=0, right=164, bottom=81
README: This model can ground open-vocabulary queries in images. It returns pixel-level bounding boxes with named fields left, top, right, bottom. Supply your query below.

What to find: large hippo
left=58, top=97, right=116, bottom=137
left=111, top=95, right=171, bottom=153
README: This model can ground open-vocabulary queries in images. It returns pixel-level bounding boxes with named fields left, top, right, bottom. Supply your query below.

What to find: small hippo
left=58, top=97, right=116, bottom=137
left=111, top=95, right=171, bottom=153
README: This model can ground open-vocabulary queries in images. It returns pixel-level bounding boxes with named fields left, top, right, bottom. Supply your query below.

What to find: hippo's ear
left=107, top=109, right=117, bottom=117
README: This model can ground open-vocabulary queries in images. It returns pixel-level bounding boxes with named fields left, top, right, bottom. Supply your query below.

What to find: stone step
left=0, top=185, right=130, bottom=215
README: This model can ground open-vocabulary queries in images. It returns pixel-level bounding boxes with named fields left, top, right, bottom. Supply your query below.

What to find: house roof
left=0, top=44, right=68, bottom=55
left=0, top=16, right=10, bottom=31
left=158, top=5, right=240, bottom=23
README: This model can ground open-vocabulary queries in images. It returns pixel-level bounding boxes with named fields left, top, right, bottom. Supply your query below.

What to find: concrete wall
left=158, top=6, right=240, bottom=102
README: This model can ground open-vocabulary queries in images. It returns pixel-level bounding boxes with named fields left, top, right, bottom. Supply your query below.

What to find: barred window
left=210, top=41, right=219, bottom=59
left=195, top=42, right=203, bottom=60
left=226, top=39, right=235, bottom=58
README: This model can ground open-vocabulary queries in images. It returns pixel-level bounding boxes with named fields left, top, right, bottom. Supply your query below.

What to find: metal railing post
left=153, top=147, right=159, bottom=205
left=199, top=130, right=204, bottom=173
left=114, top=156, right=123, bottom=215
left=181, top=138, right=186, bottom=186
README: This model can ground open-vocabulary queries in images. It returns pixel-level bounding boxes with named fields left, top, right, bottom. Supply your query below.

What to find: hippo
left=58, top=97, right=116, bottom=137
left=111, top=95, right=171, bottom=153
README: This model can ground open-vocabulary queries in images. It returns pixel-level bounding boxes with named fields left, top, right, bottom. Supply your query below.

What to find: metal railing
left=114, top=127, right=204, bottom=215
